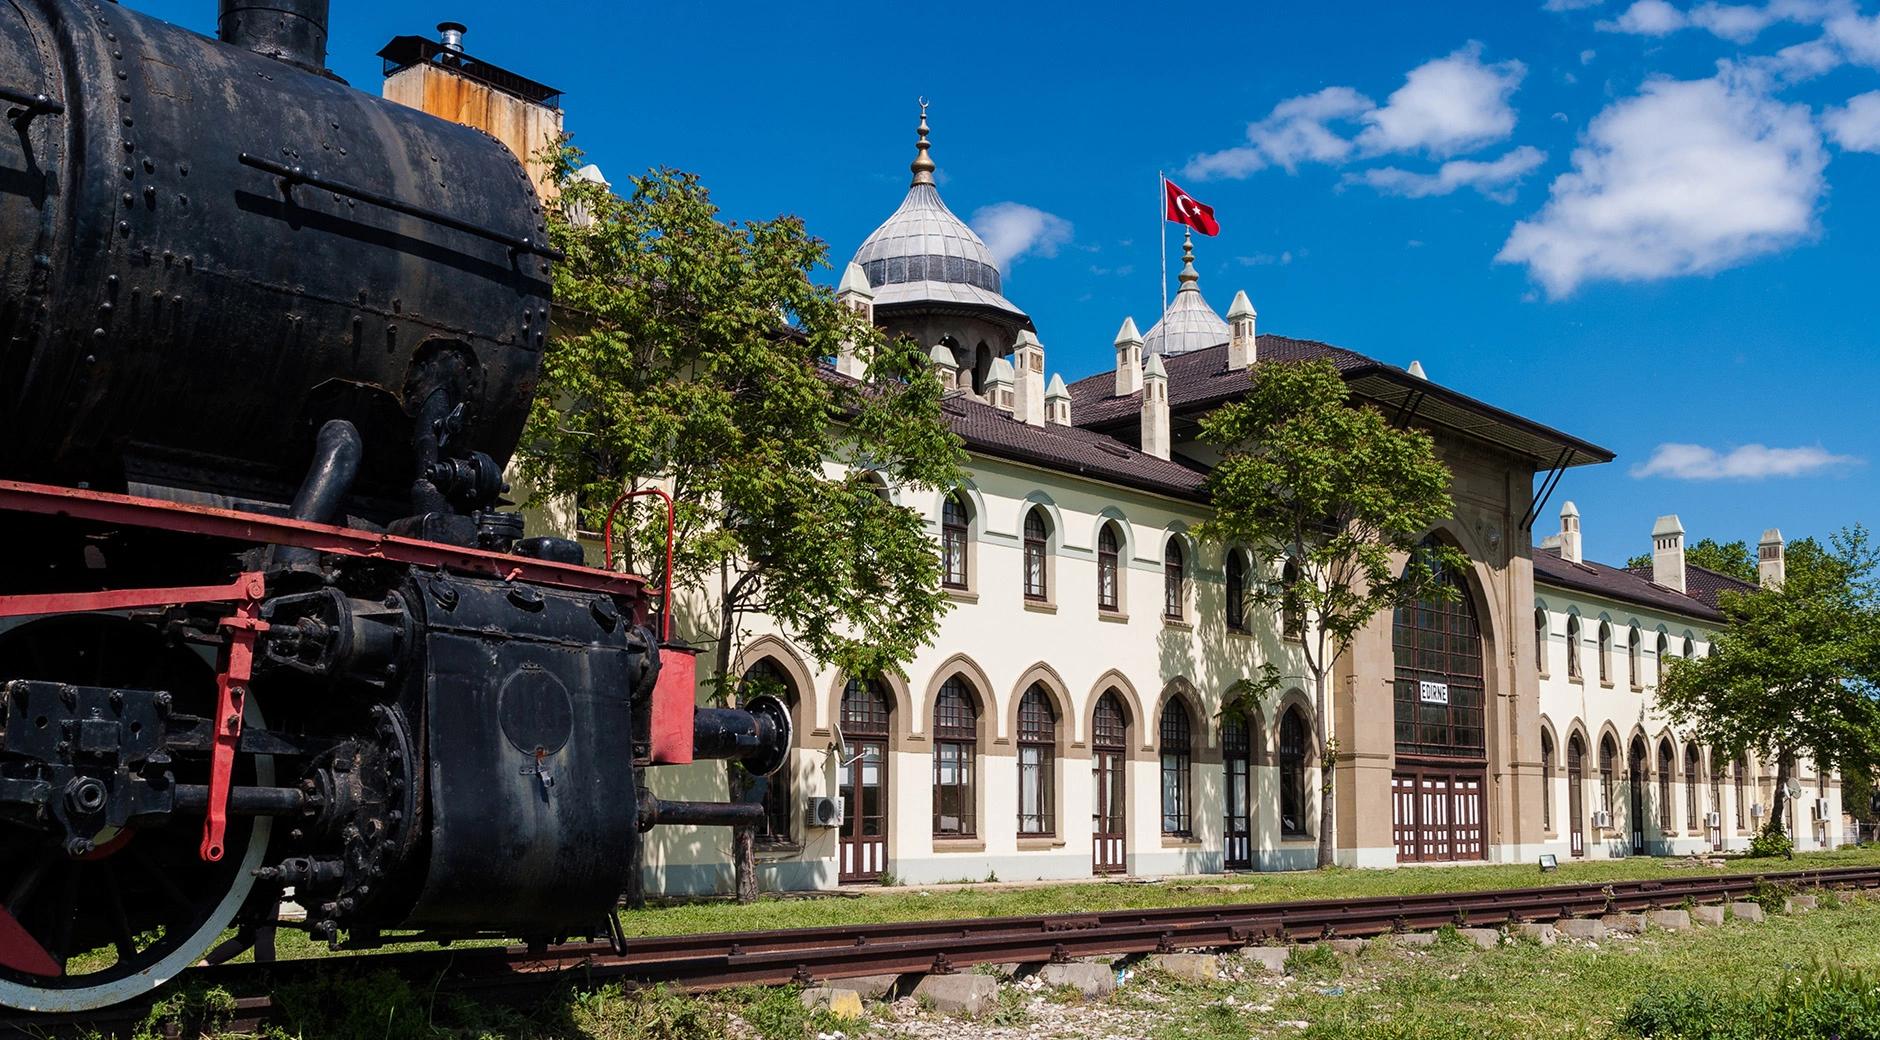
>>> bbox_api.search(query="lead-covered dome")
[850,106,1028,323]
[1143,231,1229,356]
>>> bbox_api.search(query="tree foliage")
[1658,526,1880,835]
[1197,358,1468,867]
[517,144,965,688]
[1626,537,1758,583]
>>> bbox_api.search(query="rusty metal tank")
[0,0,552,514]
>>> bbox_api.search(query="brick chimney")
[1141,353,1170,460]
[1559,500,1582,564]
[1114,317,1143,397]
[1011,330,1046,426]
[1227,290,1256,371]
[1044,374,1071,426]
[1758,528,1786,589]
[1652,514,1686,594]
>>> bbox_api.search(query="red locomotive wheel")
[0,616,274,1013]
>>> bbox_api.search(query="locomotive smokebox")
[218,0,330,71]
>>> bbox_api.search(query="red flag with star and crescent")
[1164,178,1219,236]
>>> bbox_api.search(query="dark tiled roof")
[939,393,1208,500]
[1065,336,1612,467]
[1534,547,1748,622]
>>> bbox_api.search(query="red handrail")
[602,487,675,641]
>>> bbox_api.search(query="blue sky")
[138,0,1878,566]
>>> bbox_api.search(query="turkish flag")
[1164,179,1220,236]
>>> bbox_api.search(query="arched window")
[1658,739,1675,832]
[1163,539,1185,621]
[740,659,798,846]
[1159,699,1193,835]
[1534,608,1548,674]
[1734,754,1748,828]
[1097,523,1121,612]
[1566,615,1582,680]
[1280,707,1309,838]
[1017,685,1056,836]
[1628,626,1641,687]
[1683,636,1695,659]
[932,677,978,837]
[1540,729,1555,830]
[1226,551,1248,632]
[1281,557,1304,638]
[1023,508,1049,601]
[1656,632,1670,682]
[941,493,970,590]
[1685,744,1700,831]
[1599,735,1618,814]
[1710,751,1725,828]
[1598,621,1612,684]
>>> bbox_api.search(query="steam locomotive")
[0,0,788,1012]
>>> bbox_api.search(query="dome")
[1143,232,1229,356]
[850,106,1028,323]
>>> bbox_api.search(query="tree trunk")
[715,588,760,904]
[1767,752,1792,837]
[734,826,757,903]
[1314,668,1335,869]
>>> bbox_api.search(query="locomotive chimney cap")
[437,22,467,52]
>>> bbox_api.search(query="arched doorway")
[1222,712,1253,870]
[1390,557,1488,862]
[1092,690,1129,875]
[1567,734,1587,857]
[839,678,892,883]
[1628,737,1648,855]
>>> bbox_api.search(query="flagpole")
[1158,171,1169,316]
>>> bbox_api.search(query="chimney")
[1652,514,1686,594]
[436,20,466,52]
[1044,374,1071,426]
[1559,500,1582,565]
[833,263,875,378]
[1408,360,1427,380]
[1141,353,1170,460]
[986,356,1016,412]
[1226,290,1257,371]
[1758,528,1786,589]
[1114,317,1143,397]
[219,0,329,71]
[927,343,959,389]
[1011,331,1046,426]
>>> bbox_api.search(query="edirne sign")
[1419,681,1450,705]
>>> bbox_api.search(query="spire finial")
[910,97,936,187]
[1177,230,1199,290]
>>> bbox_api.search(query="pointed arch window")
[1281,556,1304,638]
[1534,608,1548,674]
[1656,632,1670,682]
[1566,615,1582,680]
[1159,699,1193,835]
[941,493,970,590]
[1685,744,1701,830]
[1017,685,1056,836]
[1733,754,1749,829]
[1163,539,1186,621]
[1628,626,1641,687]
[1541,729,1555,830]
[1226,551,1248,632]
[1097,523,1121,612]
[1683,636,1695,660]
[1710,750,1725,828]
[932,677,978,837]
[1597,621,1612,684]
[1280,708,1309,838]
[740,659,798,846]
[1658,740,1676,832]
[1599,735,1618,815]
[1023,508,1049,601]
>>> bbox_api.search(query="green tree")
[518,145,965,900]
[1198,359,1468,868]
[1626,537,1757,583]
[1658,526,1880,838]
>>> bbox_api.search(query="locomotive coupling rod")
[238,152,565,260]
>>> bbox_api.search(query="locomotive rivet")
[98,302,113,314]
[116,70,126,80]
[113,49,122,59]
[123,140,134,152]
[122,116,132,127]
[122,192,133,207]
[106,31,115,40]
[177,194,188,207]
[142,158,154,173]
[120,165,132,178]
[144,186,155,203]
[117,221,129,235]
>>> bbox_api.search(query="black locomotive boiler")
[0,0,787,1012]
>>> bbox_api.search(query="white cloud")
[1599,0,1690,33]
[1350,146,1548,201]
[1630,442,1862,479]
[1693,2,1783,39]
[1356,44,1529,157]
[1496,71,1825,297]
[969,203,1073,268]
[1546,0,1606,10]
[1184,87,1374,179]
[1826,90,1880,149]
[1582,48,1600,63]
[1825,7,1880,65]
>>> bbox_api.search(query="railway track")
[11,864,1880,1037]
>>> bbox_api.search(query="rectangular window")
[1023,541,1047,600]
[1017,745,1054,835]
[1160,752,1191,835]
[942,527,967,589]
[932,741,974,837]
[1098,558,1119,611]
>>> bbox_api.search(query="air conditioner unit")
[805,796,844,828]
[1815,798,1832,821]
[1751,802,1765,818]
[1705,811,1722,828]
[1592,809,1612,828]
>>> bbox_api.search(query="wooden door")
[1092,692,1128,875]
[1223,715,1252,870]
[1628,740,1647,855]
[1568,739,1586,858]
[839,739,887,883]
[1392,766,1487,862]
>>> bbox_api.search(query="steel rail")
[7,865,1879,1035]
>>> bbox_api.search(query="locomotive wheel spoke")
[99,865,137,963]
[129,846,192,911]
[5,851,55,915]
[50,868,79,972]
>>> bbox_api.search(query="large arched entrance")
[838,678,892,883]
[1390,559,1488,862]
